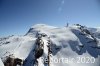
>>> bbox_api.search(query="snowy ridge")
[0,24,100,66]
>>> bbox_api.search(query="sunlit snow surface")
[0,24,100,66]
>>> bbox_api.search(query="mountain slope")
[0,24,100,66]
[0,58,4,66]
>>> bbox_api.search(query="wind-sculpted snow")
[71,28,100,57]
[0,24,100,66]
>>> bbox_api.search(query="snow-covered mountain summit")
[0,24,100,66]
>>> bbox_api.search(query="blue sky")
[0,0,100,36]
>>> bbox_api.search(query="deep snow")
[0,24,100,66]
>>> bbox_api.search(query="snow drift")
[0,24,100,66]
